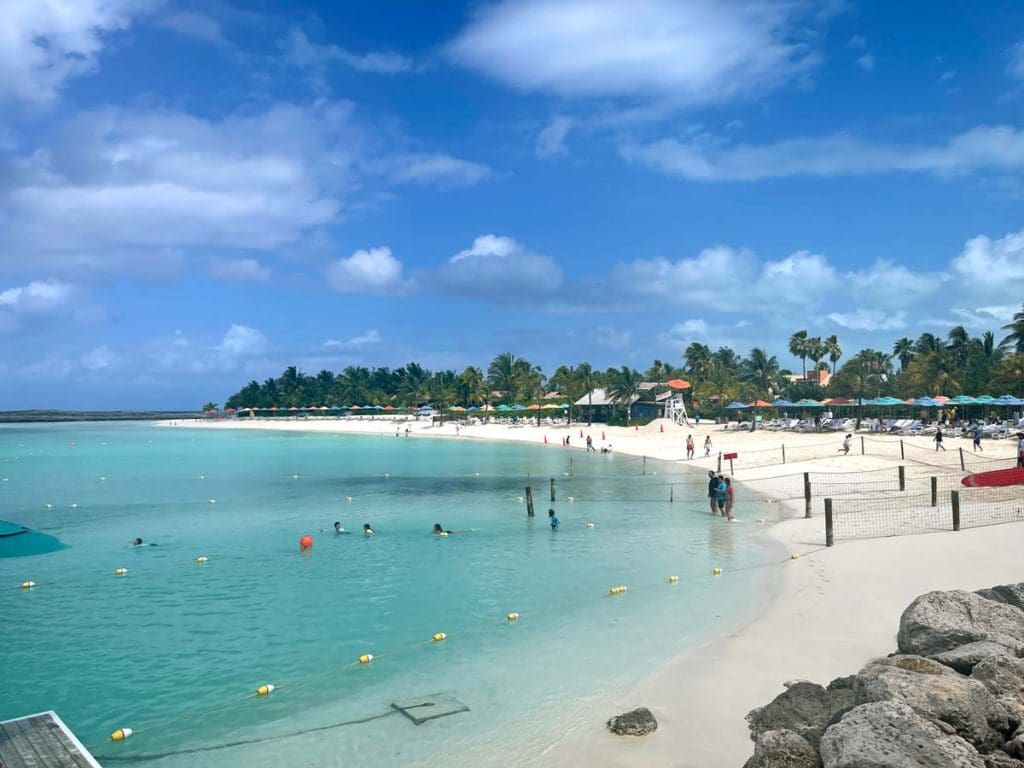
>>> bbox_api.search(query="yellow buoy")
[516,496,523,502]
[507,612,519,621]
[21,581,35,589]
[199,475,205,479]
[790,553,799,560]
[384,473,390,478]
[195,556,208,564]
[45,503,52,508]
[256,684,275,696]
[618,585,627,592]
[433,632,447,642]
[358,653,374,664]
[756,517,765,524]
[586,522,595,528]
[668,576,679,583]
[474,472,480,476]
[99,476,107,481]
[114,568,127,576]
[70,503,78,508]
[110,728,132,741]
[609,586,620,595]
[439,531,449,538]
[567,496,575,502]
[346,496,353,502]
[712,567,723,575]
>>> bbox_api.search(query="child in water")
[548,509,560,529]
[363,523,375,535]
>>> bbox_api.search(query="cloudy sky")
[2,0,1023,409]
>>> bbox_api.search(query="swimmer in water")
[432,523,452,535]
[548,508,560,529]
[132,538,155,547]
[363,523,375,535]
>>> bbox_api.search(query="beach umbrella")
[725,401,748,409]
[449,405,465,411]
[913,397,940,407]
[996,395,1024,406]
[383,405,396,411]
[497,404,511,412]
[467,406,479,412]
[948,395,977,405]
[512,404,527,411]
[794,399,823,408]
[480,404,494,412]
[932,395,950,404]
[666,379,691,391]
[288,406,299,411]
[772,399,796,407]
[527,404,542,410]
[541,402,563,409]
[823,397,853,406]
[877,396,907,406]
[748,400,772,407]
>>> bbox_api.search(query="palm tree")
[684,342,715,381]
[487,353,521,403]
[990,353,1024,396]
[202,402,218,413]
[788,330,809,379]
[805,337,826,382]
[743,347,781,396]
[904,351,961,395]
[606,366,641,423]
[892,337,914,372]
[575,362,597,425]
[825,334,842,374]
[914,332,943,355]
[459,366,489,407]
[1000,302,1024,354]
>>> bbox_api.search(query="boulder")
[1006,725,1024,759]
[931,642,1016,674]
[854,655,1012,751]
[972,656,1024,725]
[820,701,985,768]
[977,584,1024,613]
[606,707,657,736]
[742,729,820,768]
[983,753,1024,768]
[898,590,1024,657]
[827,675,858,691]
[747,681,854,749]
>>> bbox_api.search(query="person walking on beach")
[839,434,852,455]
[703,435,712,457]
[707,471,719,515]
[973,426,983,452]
[686,435,694,460]
[934,428,946,451]
[724,478,735,522]
[586,435,595,452]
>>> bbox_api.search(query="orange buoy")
[299,534,313,550]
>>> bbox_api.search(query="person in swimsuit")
[363,523,375,534]
[724,477,735,522]
[548,509,560,529]
[707,471,719,515]
[686,435,694,460]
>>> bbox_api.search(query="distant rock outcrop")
[606,707,657,736]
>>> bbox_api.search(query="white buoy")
[69,503,78,508]
[199,475,205,479]
[45,503,52,508]
[208,499,217,504]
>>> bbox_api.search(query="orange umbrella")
[528,404,541,410]
[748,400,772,407]
[666,378,691,389]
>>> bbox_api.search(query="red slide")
[962,467,1024,488]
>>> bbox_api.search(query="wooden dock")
[0,711,102,768]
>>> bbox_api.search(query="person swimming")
[432,523,453,534]
[131,538,156,547]
[363,523,375,535]
[548,508,559,529]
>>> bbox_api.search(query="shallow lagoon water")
[0,422,778,766]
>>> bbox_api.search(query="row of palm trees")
[221,303,1024,415]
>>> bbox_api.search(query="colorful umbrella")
[666,378,691,389]
[725,401,748,409]
[794,399,823,408]
[748,400,772,407]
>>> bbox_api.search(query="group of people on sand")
[706,471,735,521]
[684,435,712,460]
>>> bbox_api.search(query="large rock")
[747,681,855,749]
[1006,725,1024,759]
[931,641,1017,674]
[977,584,1024,613]
[606,707,657,736]
[743,729,820,768]
[854,655,1012,751]
[983,753,1024,767]
[972,655,1024,725]
[820,701,985,768]
[898,590,1024,657]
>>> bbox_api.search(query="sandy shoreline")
[159,417,1024,766]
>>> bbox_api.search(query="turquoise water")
[0,423,778,767]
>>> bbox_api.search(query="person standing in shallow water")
[707,471,719,515]
[724,478,735,522]
[548,508,559,529]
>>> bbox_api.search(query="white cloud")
[446,0,822,105]
[324,329,382,348]
[848,35,866,49]
[282,27,412,75]
[209,258,271,283]
[620,125,1024,181]
[593,326,633,350]
[0,0,152,106]
[327,247,411,294]
[1008,40,1024,80]
[434,234,563,298]
[857,53,875,72]
[827,309,907,331]
[382,153,491,188]
[950,229,1024,300]
[848,260,946,308]
[939,70,956,84]
[658,319,710,346]
[0,279,74,314]
[81,344,118,372]
[157,11,224,45]
[217,324,268,357]
[609,246,758,306]
[757,250,838,304]
[536,117,574,158]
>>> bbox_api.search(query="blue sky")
[2,0,1023,409]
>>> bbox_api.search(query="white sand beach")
[161,416,1024,766]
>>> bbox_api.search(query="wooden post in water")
[951,490,961,531]
[860,436,865,455]
[824,498,834,547]
[550,477,556,502]
[642,456,647,476]
[717,452,722,473]
[670,484,674,503]
[569,458,574,477]
[803,472,812,518]
[959,447,965,472]
[930,476,938,507]
[525,486,534,517]
[898,465,906,491]
[900,439,905,460]
[781,444,786,464]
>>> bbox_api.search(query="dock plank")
[0,721,32,768]
[0,712,102,768]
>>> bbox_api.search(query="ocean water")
[0,422,779,767]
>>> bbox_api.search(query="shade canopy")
[823,397,853,405]
[725,401,748,409]
[913,397,941,407]
[794,399,823,408]
[512,404,528,411]
[666,378,691,390]
[948,395,978,404]
[772,399,797,407]
[749,400,772,407]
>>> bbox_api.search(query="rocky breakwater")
[743,581,1024,767]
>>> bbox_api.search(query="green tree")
[825,334,842,374]
[788,330,809,379]
[202,402,218,413]
[574,362,597,425]
[606,366,641,422]
[805,336,825,378]
[487,353,522,403]
[742,347,781,396]
[904,350,961,395]
[684,342,715,381]
[892,337,914,372]
[1000,302,1024,354]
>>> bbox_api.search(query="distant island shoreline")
[0,410,198,424]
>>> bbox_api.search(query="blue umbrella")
[913,397,940,407]
[725,401,749,409]
[467,406,479,412]
[996,395,1024,406]
[794,398,824,408]
[497,404,512,412]
[512,404,528,411]
[772,399,796,407]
